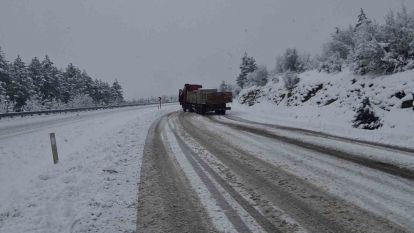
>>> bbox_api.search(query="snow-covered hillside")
[236,68,414,148]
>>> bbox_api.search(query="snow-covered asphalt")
[137,111,414,233]
[0,104,178,233]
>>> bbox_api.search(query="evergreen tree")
[111,79,124,103]
[90,79,112,105]
[0,47,7,74]
[381,6,414,72]
[81,70,94,97]
[356,8,369,29]
[0,47,9,109]
[8,56,34,111]
[62,63,83,102]
[353,98,382,130]
[28,57,43,99]
[41,55,61,102]
[236,52,257,88]
[350,10,385,75]
[0,47,126,112]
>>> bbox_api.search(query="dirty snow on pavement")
[196,115,414,230]
[215,115,414,170]
[0,104,178,233]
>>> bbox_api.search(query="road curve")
[136,111,414,232]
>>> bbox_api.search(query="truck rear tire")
[200,105,206,115]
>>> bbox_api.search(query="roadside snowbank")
[234,69,414,148]
[0,104,178,233]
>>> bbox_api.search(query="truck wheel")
[200,105,206,115]
[221,109,226,115]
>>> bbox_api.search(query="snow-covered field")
[235,68,414,149]
[0,104,178,233]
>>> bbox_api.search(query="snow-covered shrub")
[22,95,44,111]
[276,48,306,73]
[239,88,262,106]
[246,65,268,87]
[282,71,300,90]
[319,52,343,73]
[352,97,383,130]
[302,84,324,103]
[66,94,95,108]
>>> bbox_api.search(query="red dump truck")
[179,84,232,115]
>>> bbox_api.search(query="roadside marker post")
[49,133,59,164]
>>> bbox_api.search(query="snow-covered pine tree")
[356,8,369,29]
[8,56,34,111]
[381,6,414,73]
[80,70,94,98]
[350,9,385,75]
[89,79,111,105]
[62,63,83,102]
[41,55,61,103]
[28,57,43,102]
[111,79,124,104]
[353,97,382,130]
[236,52,257,88]
[0,47,9,112]
[0,47,7,75]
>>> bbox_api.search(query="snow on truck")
[179,84,232,115]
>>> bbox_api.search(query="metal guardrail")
[0,102,173,119]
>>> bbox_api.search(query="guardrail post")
[49,133,59,164]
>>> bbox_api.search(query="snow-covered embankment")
[235,69,414,148]
[0,104,178,232]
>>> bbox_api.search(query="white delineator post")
[49,133,59,164]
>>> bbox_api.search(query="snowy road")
[137,111,414,233]
[1,106,413,232]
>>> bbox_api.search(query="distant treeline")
[230,6,414,91]
[0,49,124,113]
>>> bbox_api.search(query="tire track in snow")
[224,115,414,154]
[136,114,213,233]
[210,115,414,181]
[180,112,407,233]
[166,117,278,233]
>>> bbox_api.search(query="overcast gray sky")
[0,0,413,99]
